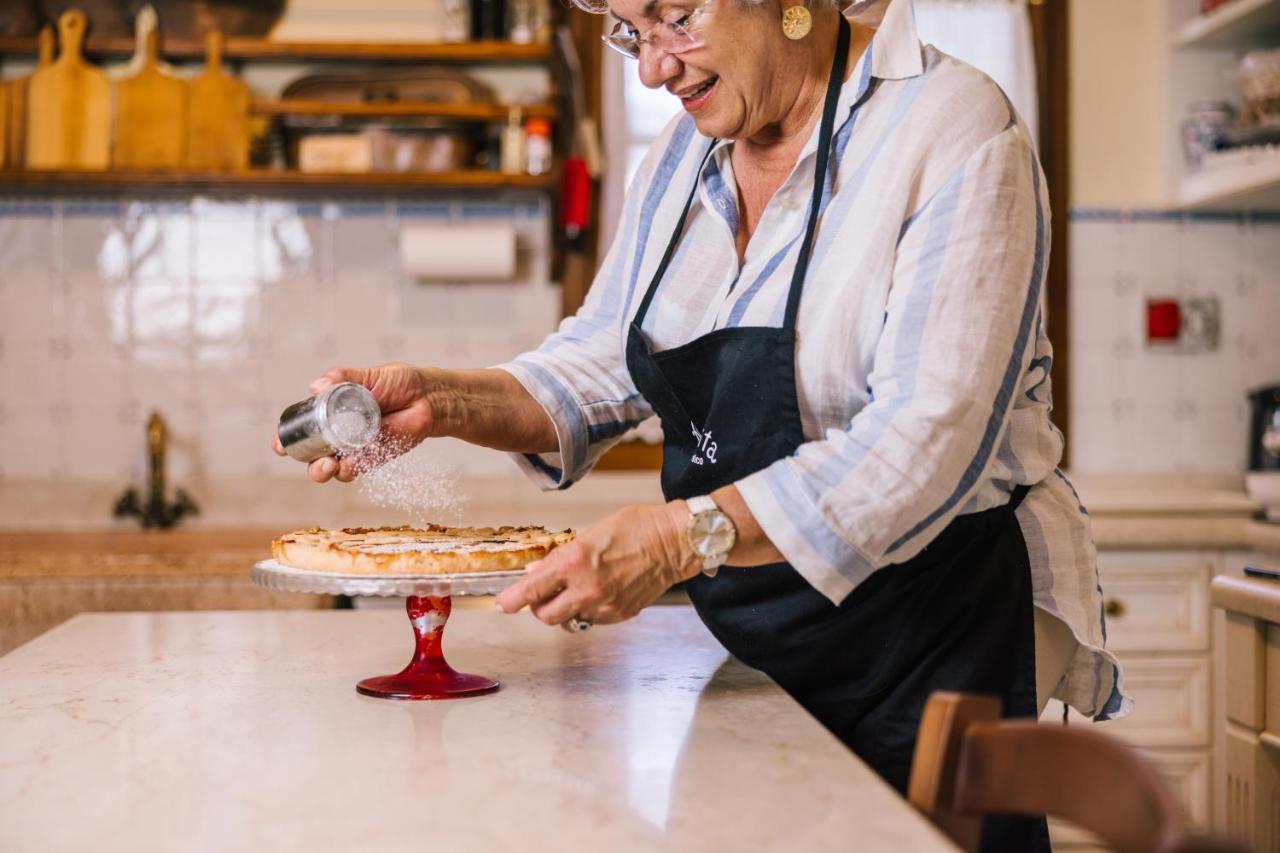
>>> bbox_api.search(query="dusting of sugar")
[351,433,466,526]
[358,541,529,554]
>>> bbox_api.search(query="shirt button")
[717,198,730,210]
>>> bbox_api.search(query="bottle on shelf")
[470,0,506,40]
[524,117,551,176]
[507,0,550,43]
[441,0,471,42]
[500,107,526,175]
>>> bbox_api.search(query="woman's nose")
[637,43,682,89]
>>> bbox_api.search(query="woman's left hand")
[495,503,699,628]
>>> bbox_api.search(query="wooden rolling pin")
[26,12,110,170]
[113,12,187,168]
[186,31,249,171]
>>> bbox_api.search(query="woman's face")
[609,0,792,141]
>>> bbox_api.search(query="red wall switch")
[1146,299,1182,342]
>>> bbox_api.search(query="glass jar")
[1180,100,1233,169]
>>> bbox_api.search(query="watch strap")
[686,494,716,515]
[686,494,731,578]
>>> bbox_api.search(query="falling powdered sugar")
[350,433,466,526]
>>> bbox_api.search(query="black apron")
[624,18,1050,852]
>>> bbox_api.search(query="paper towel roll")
[399,222,518,282]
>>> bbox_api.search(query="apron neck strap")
[783,13,851,331]
[632,14,853,333]
[632,140,718,328]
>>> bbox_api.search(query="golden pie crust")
[272,525,575,576]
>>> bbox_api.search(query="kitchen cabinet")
[1212,568,1280,852]
[1171,0,1280,209]
[1038,476,1280,851]
[1044,547,1236,849]
[1049,550,1223,842]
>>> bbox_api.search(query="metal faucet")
[113,411,199,529]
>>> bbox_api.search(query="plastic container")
[524,117,552,175]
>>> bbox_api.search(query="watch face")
[690,511,735,558]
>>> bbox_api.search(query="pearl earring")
[781,4,812,39]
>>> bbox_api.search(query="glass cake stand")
[252,559,524,700]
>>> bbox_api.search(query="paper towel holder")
[400,221,522,283]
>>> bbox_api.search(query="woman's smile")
[675,75,719,111]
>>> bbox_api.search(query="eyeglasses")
[601,0,714,60]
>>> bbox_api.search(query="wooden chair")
[906,692,1247,853]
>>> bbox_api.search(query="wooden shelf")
[1179,152,1280,209]
[0,169,558,193]
[0,36,551,64]
[1173,0,1280,49]
[253,99,558,120]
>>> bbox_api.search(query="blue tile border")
[395,202,452,218]
[1070,207,1280,224]
[0,193,548,220]
[0,201,55,216]
[63,200,122,218]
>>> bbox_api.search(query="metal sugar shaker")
[278,382,381,463]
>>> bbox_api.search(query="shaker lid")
[322,382,381,452]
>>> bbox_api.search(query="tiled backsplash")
[1068,210,1280,473]
[2,198,1278,528]
[0,193,594,528]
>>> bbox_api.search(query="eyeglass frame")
[601,0,716,60]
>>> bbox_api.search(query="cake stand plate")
[252,559,525,701]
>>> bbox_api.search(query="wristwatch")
[685,495,737,577]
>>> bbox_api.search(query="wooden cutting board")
[112,20,187,168]
[8,27,56,169]
[25,12,110,171]
[0,74,7,169]
[186,31,249,171]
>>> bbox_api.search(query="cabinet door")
[1099,655,1211,747]
[1225,722,1280,852]
[1045,748,1212,844]
[1096,551,1214,653]
[1147,748,1212,829]
[1039,655,1213,747]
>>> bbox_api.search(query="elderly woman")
[283,0,1127,846]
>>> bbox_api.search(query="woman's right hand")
[272,362,441,483]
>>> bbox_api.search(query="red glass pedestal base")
[356,595,499,700]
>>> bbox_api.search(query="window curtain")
[912,0,1039,145]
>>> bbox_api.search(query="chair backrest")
[906,692,1244,853]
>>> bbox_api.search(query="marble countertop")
[0,608,955,853]
[1060,472,1280,554]
[1068,472,1259,516]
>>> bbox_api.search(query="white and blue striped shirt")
[500,0,1128,719]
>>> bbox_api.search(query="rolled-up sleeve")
[735,125,1049,604]
[495,142,667,490]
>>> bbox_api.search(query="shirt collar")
[848,0,924,82]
